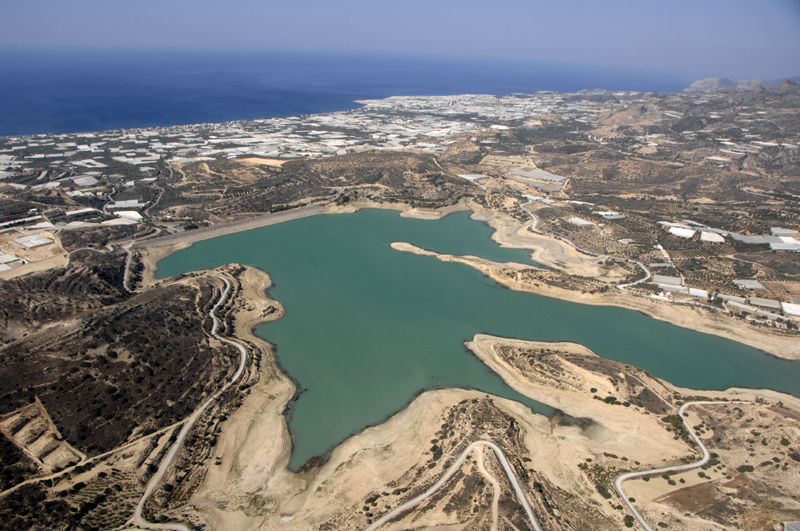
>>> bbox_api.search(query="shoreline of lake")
[390,241,800,361]
[140,201,800,362]
[151,207,800,469]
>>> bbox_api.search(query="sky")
[2,0,800,79]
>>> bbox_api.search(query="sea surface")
[155,210,800,471]
[0,51,692,136]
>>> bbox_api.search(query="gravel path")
[132,275,249,531]
[615,400,754,531]
[363,440,541,531]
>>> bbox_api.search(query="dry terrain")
[1,84,799,529]
[132,328,800,531]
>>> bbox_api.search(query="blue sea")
[0,51,692,136]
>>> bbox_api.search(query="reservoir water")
[156,209,800,470]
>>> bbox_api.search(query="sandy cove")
[128,203,800,524]
[467,207,800,359]
[390,241,800,361]
[178,265,526,530]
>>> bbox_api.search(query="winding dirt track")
[614,400,754,531]
[363,440,542,531]
[132,275,248,531]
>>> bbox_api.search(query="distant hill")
[685,77,764,93]
[769,78,800,93]
[684,76,800,93]
[766,77,800,88]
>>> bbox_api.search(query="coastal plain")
[0,83,800,530]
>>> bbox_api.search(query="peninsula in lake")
[2,84,800,531]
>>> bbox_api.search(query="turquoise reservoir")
[156,209,800,470]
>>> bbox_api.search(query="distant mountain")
[685,77,800,93]
[684,77,765,93]
[769,78,800,93]
[765,77,800,88]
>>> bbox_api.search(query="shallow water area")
[156,209,800,471]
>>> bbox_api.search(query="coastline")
[134,198,471,253]
[6,76,800,531]
[390,241,800,361]
[184,304,800,530]
[136,200,800,361]
[127,259,800,530]
[464,334,800,530]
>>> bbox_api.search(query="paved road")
[617,259,651,290]
[0,272,246,528]
[363,440,541,531]
[520,202,733,315]
[615,400,753,531]
[132,275,249,531]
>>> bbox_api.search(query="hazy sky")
[3,0,800,79]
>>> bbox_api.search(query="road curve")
[519,202,734,316]
[363,440,541,531]
[475,447,500,531]
[520,201,653,285]
[616,259,651,290]
[520,202,604,262]
[615,400,753,531]
[132,275,248,531]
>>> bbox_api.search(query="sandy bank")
[326,197,472,220]
[467,334,797,416]
[181,255,800,531]
[136,196,797,359]
[135,200,470,277]
[469,207,611,278]
[467,334,689,462]
[391,241,800,360]
[466,334,800,530]
[136,241,193,287]
[184,265,297,529]
[190,319,800,530]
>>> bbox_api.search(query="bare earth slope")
[2,86,800,529]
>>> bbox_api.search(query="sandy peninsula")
[157,272,800,531]
[136,198,799,360]
[390,241,800,360]
[125,201,800,527]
